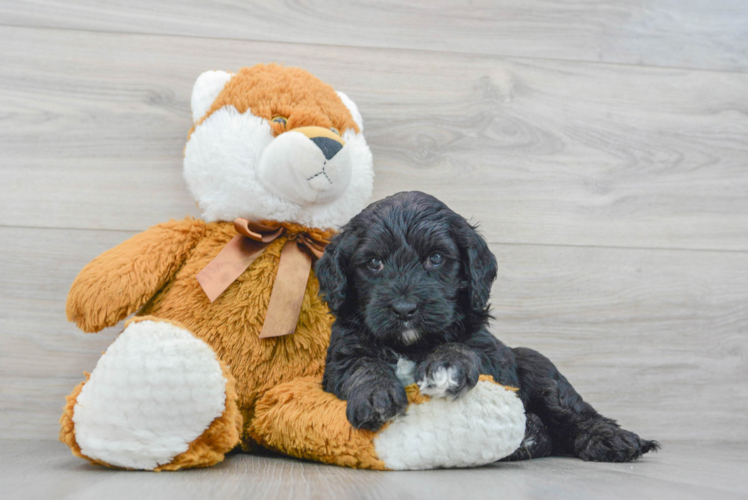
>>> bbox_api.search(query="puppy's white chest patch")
[395,356,417,387]
[401,328,420,345]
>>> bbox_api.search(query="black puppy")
[316,191,658,462]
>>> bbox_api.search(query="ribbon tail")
[259,240,312,339]
[197,235,268,303]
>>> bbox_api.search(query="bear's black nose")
[310,136,343,160]
[392,300,418,321]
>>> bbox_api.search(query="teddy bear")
[59,64,526,471]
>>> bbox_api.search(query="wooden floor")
[1,1,747,498]
[1,440,747,500]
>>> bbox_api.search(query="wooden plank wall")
[0,1,746,442]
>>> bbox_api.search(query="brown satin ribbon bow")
[196,218,328,339]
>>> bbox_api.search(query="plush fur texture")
[62,65,376,470]
[249,376,386,470]
[191,70,233,123]
[66,220,335,453]
[250,375,525,470]
[60,316,243,471]
[317,191,660,462]
[374,376,525,470]
[197,65,360,134]
[62,65,381,471]
[184,64,374,228]
[71,317,229,469]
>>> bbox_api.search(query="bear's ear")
[336,91,364,132]
[191,70,233,123]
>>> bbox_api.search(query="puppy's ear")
[456,219,498,315]
[315,227,357,313]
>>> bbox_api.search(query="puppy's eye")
[426,253,444,268]
[330,127,340,136]
[272,116,288,128]
[367,258,384,272]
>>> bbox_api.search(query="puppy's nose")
[392,300,418,321]
[292,126,345,160]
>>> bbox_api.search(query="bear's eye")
[426,253,443,268]
[272,116,288,128]
[330,127,340,136]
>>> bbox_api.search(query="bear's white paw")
[374,380,526,470]
[72,319,227,470]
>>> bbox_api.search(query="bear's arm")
[66,218,206,333]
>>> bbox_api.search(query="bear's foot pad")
[374,379,526,470]
[71,319,228,470]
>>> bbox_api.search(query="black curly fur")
[317,191,659,461]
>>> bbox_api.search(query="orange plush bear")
[60,65,526,471]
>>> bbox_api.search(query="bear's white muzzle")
[257,126,352,206]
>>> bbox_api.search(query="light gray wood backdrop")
[0,1,746,443]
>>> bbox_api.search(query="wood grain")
[491,243,748,441]
[1,227,746,441]
[0,228,133,438]
[0,1,746,72]
[1,440,747,500]
[1,26,747,251]
[1,3,747,481]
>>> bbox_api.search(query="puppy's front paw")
[416,347,480,399]
[346,383,408,432]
